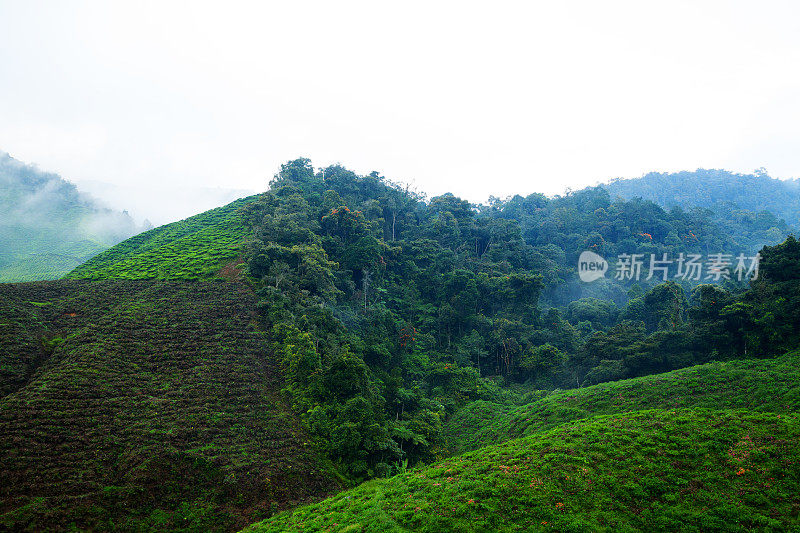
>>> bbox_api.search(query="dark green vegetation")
[0,280,342,532]
[66,195,259,281]
[604,168,800,228]
[493,179,792,306]
[245,409,800,532]
[5,158,800,531]
[0,151,141,282]
[220,160,800,481]
[444,354,800,455]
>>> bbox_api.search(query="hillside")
[66,195,259,280]
[602,169,800,230]
[0,279,342,532]
[0,151,141,282]
[443,355,800,455]
[62,159,800,481]
[244,409,800,532]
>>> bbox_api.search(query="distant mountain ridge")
[602,168,800,227]
[0,151,143,281]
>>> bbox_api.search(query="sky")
[1,0,800,223]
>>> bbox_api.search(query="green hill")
[243,409,800,532]
[65,195,259,280]
[0,151,141,282]
[602,168,799,231]
[444,355,800,456]
[0,279,342,532]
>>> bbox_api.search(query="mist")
[0,151,142,278]
[74,180,256,227]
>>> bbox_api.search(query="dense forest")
[604,168,800,227]
[239,159,800,480]
[0,151,143,282]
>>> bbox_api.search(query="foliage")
[483,184,790,307]
[244,409,800,532]
[444,354,800,455]
[241,161,550,478]
[604,168,800,228]
[237,159,800,480]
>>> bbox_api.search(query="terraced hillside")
[244,409,800,532]
[0,280,342,532]
[66,195,259,280]
[0,244,98,283]
[444,356,800,455]
[0,150,141,282]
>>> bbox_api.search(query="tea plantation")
[444,355,800,455]
[0,279,342,532]
[244,409,800,532]
[66,195,259,281]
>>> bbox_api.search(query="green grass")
[243,409,800,532]
[65,195,259,280]
[0,279,342,532]
[443,355,800,456]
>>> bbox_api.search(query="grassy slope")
[0,151,140,283]
[0,280,342,532]
[0,241,102,282]
[244,409,800,532]
[65,195,259,280]
[444,356,800,456]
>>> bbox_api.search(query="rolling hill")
[0,151,142,282]
[244,409,800,532]
[443,355,800,456]
[65,195,260,281]
[238,351,800,531]
[0,279,342,532]
[602,169,800,230]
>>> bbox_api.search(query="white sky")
[2,0,800,213]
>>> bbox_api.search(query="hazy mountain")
[0,151,142,281]
[603,168,800,226]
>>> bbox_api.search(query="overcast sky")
[2,0,800,217]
